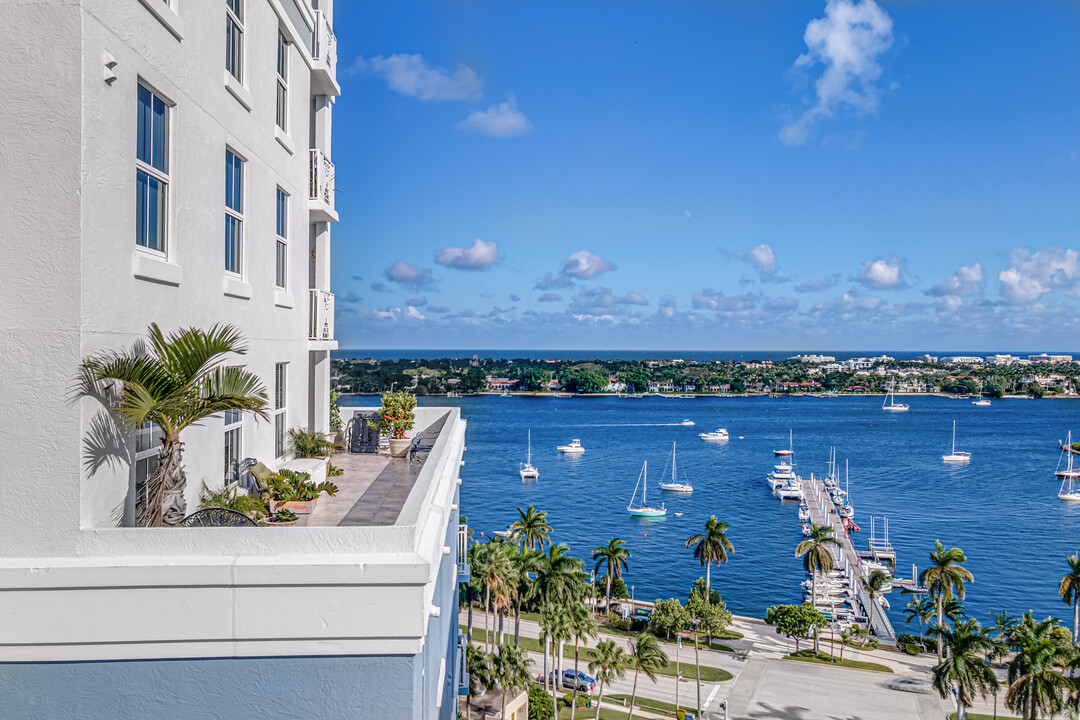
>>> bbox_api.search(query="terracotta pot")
[269,498,317,515]
[262,519,298,527]
[388,437,411,458]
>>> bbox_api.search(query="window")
[134,421,164,520]
[225,149,244,274]
[225,0,244,81]
[275,32,288,132]
[224,408,243,486]
[274,363,287,457]
[136,84,169,253]
[275,188,288,289]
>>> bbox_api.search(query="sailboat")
[972,382,992,407]
[627,461,666,517]
[519,430,539,480]
[882,381,910,412]
[658,442,693,494]
[774,430,794,456]
[942,421,971,464]
[1059,432,1080,501]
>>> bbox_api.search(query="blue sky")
[330,1,1080,351]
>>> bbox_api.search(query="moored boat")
[557,439,585,454]
[699,428,729,441]
[628,461,666,517]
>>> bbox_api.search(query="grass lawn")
[464,627,733,682]
[556,707,650,720]
[783,649,893,673]
[606,693,692,716]
[948,715,1020,720]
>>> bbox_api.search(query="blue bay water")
[342,393,1080,631]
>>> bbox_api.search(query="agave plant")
[76,323,268,526]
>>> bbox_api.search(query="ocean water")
[334,349,1075,362]
[341,393,1080,631]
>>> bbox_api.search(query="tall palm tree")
[988,610,1019,660]
[795,523,840,653]
[492,642,533,720]
[465,542,487,642]
[592,538,631,613]
[920,540,974,662]
[464,642,492,720]
[568,600,599,720]
[77,323,269,526]
[930,618,1000,720]
[625,633,669,720]
[483,541,516,653]
[942,596,967,625]
[538,543,587,605]
[905,595,935,638]
[508,505,552,551]
[511,546,545,645]
[589,639,629,720]
[1059,554,1080,644]
[684,516,734,598]
[1006,613,1073,720]
[540,601,573,707]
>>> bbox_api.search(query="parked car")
[548,669,595,692]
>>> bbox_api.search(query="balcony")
[311,10,340,97]
[457,523,470,584]
[308,148,337,223]
[309,288,336,350]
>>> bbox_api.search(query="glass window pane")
[275,414,285,457]
[276,240,287,288]
[152,96,167,172]
[225,152,234,209]
[136,171,148,248]
[224,215,241,273]
[137,86,152,165]
[146,176,160,251]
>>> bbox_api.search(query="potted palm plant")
[370,390,416,458]
[266,469,337,515]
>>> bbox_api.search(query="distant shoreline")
[341,391,1079,400]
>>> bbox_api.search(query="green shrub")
[527,683,554,720]
[896,634,921,655]
[270,508,298,523]
[267,469,337,503]
[369,391,416,439]
[606,613,632,632]
[327,463,344,477]
[200,483,268,518]
[288,428,335,458]
[559,692,590,709]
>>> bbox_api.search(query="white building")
[1,2,464,718]
[987,354,1021,366]
[1028,353,1074,364]
[789,354,836,363]
[941,356,985,365]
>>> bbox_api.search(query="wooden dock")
[800,476,897,643]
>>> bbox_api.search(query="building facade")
[0,2,464,718]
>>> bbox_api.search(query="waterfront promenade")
[461,609,994,719]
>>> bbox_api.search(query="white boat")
[774,429,794,456]
[801,523,812,536]
[798,504,811,522]
[699,428,729,441]
[519,430,539,480]
[882,381,909,412]
[973,382,991,406]
[658,442,693,494]
[1059,431,1080,501]
[942,420,971,464]
[557,439,585,454]
[680,419,695,426]
[627,461,666,517]
[778,480,804,501]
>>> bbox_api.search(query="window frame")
[275,187,288,290]
[135,83,171,257]
[133,421,164,521]
[224,408,243,487]
[275,31,289,133]
[224,148,245,276]
[274,363,287,458]
[225,0,244,83]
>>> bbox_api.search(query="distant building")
[987,354,1021,366]
[916,354,938,363]
[485,377,518,390]
[1028,353,1073,364]
[941,356,985,365]
[790,354,836,363]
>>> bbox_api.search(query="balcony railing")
[457,523,470,583]
[311,10,339,96]
[309,289,335,342]
[457,634,469,696]
[308,148,336,222]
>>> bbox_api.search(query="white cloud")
[855,257,907,290]
[691,290,760,313]
[406,306,426,320]
[352,54,481,101]
[457,97,533,138]
[435,238,500,271]
[998,246,1080,303]
[561,250,617,280]
[732,244,782,281]
[794,275,841,293]
[617,291,649,306]
[384,261,435,290]
[535,272,575,291]
[927,263,984,297]
[936,295,964,312]
[780,0,894,146]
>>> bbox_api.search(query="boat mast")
[643,461,647,506]
[951,421,956,455]
[527,430,532,465]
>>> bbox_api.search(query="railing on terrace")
[456,633,469,696]
[309,148,335,207]
[312,10,336,69]
[309,289,334,342]
[457,523,470,583]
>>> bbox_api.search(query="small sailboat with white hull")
[658,442,693,494]
[519,430,539,480]
[882,381,909,412]
[942,421,971,464]
[628,462,666,517]
[1059,432,1080,502]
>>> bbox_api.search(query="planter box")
[261,519,298,527]
[269,498,317,515]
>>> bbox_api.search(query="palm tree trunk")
[627,669,639,720]
[606,573,613,614]
[570,637,580,720]
[160,440,187,526]
[1073,596,1078,644]
[468,594,475,641]
[485,586,491,654]
[514,600,521,645]
[594,681,604,720]
[497,610,504,645]
[936,598,944,662]
[812,571,820,654]
[543,636,550,692]
[705,563,711,598]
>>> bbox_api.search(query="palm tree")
[589,639,629,720]
[988,610,1019,660]
[538,543,587,605]
[465,542,486,642]
[511,546,545,645]
[568,601,599,720]
[942,596,967,625]
[795,523,841,653]
[905,596,935,638]
[540,601,573,707]
[508,505,552,551]
[1059,554,1080,643]
[76,323,269,526]
[684,516,734,598]
[592,538,631,613]
[464,642,492,720]
[1006,613,1073,720]
[625,633,669,720]
[929,618,1000,720]
[483,541,516,653]
[920,540,974,662]
[492,642,533,720]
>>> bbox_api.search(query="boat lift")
[866,516,896,565]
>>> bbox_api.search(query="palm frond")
[149,323,247,385]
